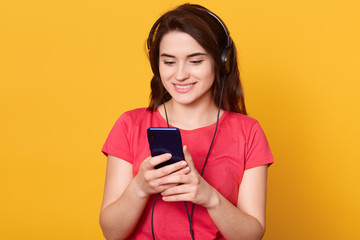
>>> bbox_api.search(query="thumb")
[183,145,195,168]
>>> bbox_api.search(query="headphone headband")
[147,7,232,74]
[147,17,162,51]
[198,9,231,49]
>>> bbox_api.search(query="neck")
[159,99,223,130]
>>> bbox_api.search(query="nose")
[175,63,190,81]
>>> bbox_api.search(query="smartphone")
[147,127,185,169]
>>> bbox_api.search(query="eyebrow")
[160,52,208,58]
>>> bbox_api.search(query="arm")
[207,165,268,240]
[99,155,147,240]
[161,146,269,240]
[99,154,190,240]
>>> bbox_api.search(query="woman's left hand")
[160,145,219,209]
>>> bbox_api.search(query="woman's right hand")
[133,154,190,198]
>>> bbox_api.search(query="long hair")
[147,3,247,114]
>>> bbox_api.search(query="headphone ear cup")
[221,47,231,74]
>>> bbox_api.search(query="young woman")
[100,4,273,240]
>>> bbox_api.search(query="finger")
[161,183,190,197]
[162,192,194,202]
[156,183,178,192]
[159,168,191,185]
[168,165,191,176]
[152,160,189,179]
[148,153,172,169]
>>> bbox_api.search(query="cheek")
[159,72,172,91]
[197,65,215,84]
[159,65,171,81]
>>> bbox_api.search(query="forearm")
[100,179,149,240]
[207,190,265,240]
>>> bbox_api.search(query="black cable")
[163,98,170,128]
[151,99,170,240]
[188,76,226,228]
[151,78,225,239]
[162,101,195,239]
[151,193,160,240]
[184,202,195,240]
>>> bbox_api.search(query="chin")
[172,95,206,106]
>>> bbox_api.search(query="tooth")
[176,84,192,89]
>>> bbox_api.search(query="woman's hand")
[133,153,191,198]
[160,146,219,209]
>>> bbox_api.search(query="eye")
[164,61,175,65]
[190,60,204,65]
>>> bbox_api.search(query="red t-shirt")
[102,108,274,239]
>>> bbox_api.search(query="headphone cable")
[188,76,226,230]
[151,77,225,239]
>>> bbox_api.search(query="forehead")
[159,31,207,55]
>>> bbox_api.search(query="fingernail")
[180,161,187,167]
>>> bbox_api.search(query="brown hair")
[147,3,247,114]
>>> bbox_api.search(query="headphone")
[146,8,233,75]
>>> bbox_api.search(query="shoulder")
[117,107,153,125]
[121,107,151,117]
[221,112,266,141]
[224,112,260,129]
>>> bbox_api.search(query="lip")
[172,83,196,93]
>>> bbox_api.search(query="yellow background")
[1,0,359,239]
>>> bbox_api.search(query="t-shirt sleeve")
[102,114,133,164]
[245,121,274,170]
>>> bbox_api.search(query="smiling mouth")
[174,83,195,89]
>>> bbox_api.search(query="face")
[158,31,215,107]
